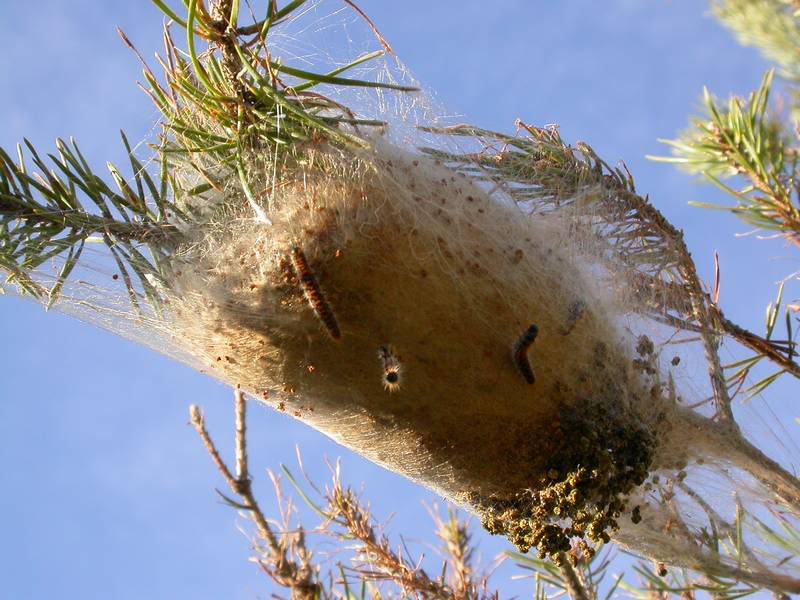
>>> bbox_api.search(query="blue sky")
[1,1,796,598]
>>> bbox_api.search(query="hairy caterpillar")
[512,324,539,384]
[378,345,402,392]
[290,246,341,340]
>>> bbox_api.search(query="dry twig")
[189,390,320,599]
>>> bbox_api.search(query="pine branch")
[145,0,416,169]
[0,134,177,307]
[651,70,800,394]
[2,0,419,311]
[651,71,800,247]
[278,464,505,599]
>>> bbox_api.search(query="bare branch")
[234,387,248,482]
[189,403,239,492]
[189,391,320,599]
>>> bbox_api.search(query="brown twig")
[557,554,591,600]
[234,387,248,481]
[189,403,239,491]
[603,151,800,401]
[325,477,455,599]
[190,391,503,598]
[189,390,319,599]
[189,399,275,548]
[340,0,393,54]
[719,315,800,379]
[208,0,251,104]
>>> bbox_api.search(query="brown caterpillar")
[290,246,341,340]
[378,345,402,392]
[512,324,539,384]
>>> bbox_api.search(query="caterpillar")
[512,324,539,384]
[378,345,402,392]
[290,246,341,340]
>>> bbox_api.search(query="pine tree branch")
[146,0,415,168]
[652,71,800,246]
[3,0,420,310]
[0,135,177,306]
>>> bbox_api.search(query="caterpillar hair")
[512,324,539,384]
[378,345,402,392]
[290,246,342,340]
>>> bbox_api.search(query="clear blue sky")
[1,1,795,598]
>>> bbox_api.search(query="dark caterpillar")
[378,345,402,392]
[290,246,341,340]
[512,324,539,384]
